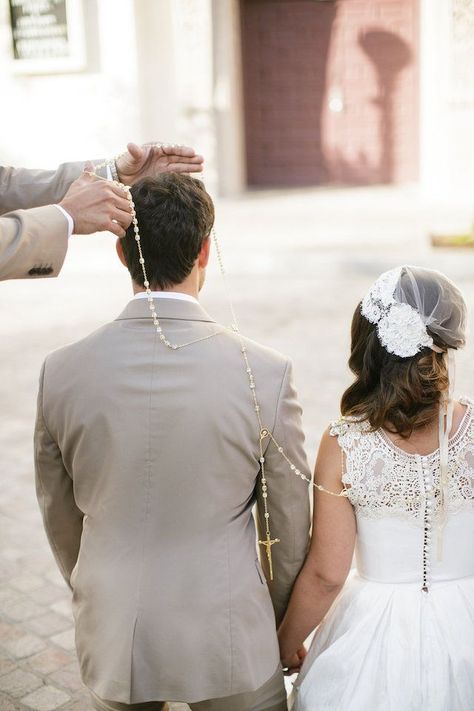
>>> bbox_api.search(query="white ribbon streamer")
[437,349,456,560]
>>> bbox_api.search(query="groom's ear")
[198,236,211,269]
[116,238,128,268]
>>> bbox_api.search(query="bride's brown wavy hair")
[341,307,449,438]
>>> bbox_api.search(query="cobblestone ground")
[0,186,473,710]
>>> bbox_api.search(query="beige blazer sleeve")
[0,160,107,280]
[0,162,84,214]
[34,362,84,588]
[0,205,69,280]
[256,359,311,625]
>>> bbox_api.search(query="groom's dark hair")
[122,173,215,289]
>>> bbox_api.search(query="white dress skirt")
[291,404,474,711]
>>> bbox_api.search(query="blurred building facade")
[0,0,473,204]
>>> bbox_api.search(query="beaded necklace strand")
[89,145,348,580]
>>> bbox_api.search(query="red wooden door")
[240,0,419,187]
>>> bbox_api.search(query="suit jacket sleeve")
[0,160,107,281]
[0,205,69,281]
[256,359,311,625]
[35,361,84,588]
[0,162,84,214]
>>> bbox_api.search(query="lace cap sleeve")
[329,418,351,439]
[329,417,366,452]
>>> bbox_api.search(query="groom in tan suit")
[34,174,311,710]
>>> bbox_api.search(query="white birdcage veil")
[361,265,467,357]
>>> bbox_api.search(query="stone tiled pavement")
[1,186,473,710]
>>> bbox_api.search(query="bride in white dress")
[278,266,474,711]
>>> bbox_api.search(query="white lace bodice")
[330,398,474,591]
[330,397,474,525]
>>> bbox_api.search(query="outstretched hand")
[116,142,204,186]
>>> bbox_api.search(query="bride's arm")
[277,428,356,667]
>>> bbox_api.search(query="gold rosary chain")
[263,430,349,499]
[209,226,282,575]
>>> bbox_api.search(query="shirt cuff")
[53,204,74,238]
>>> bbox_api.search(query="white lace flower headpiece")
[361,266,439,358]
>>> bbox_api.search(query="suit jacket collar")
[116,296,216,323]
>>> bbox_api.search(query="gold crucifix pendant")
[258,532,280,581]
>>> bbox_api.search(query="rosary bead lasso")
[88,145,346,581]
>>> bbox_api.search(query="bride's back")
[331,398,474,588]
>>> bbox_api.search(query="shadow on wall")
[361,29,413,184]
[328,29,413,186]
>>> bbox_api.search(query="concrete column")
[419,0,451,199]
[133,0,179,143]
[419,0,474,206]
[212,0,246,196]
[170,0,217,193]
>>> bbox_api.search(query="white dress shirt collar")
[133,291,199,305]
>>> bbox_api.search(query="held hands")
[116,142,204,186]
[59,165,132,237]
[281,646,307,676]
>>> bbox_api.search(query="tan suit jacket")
[35,297,311,704]
[0,162,92,280]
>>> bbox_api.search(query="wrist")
[278,629,296,662]
[57,197,76,223]
[54,204,74,237]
